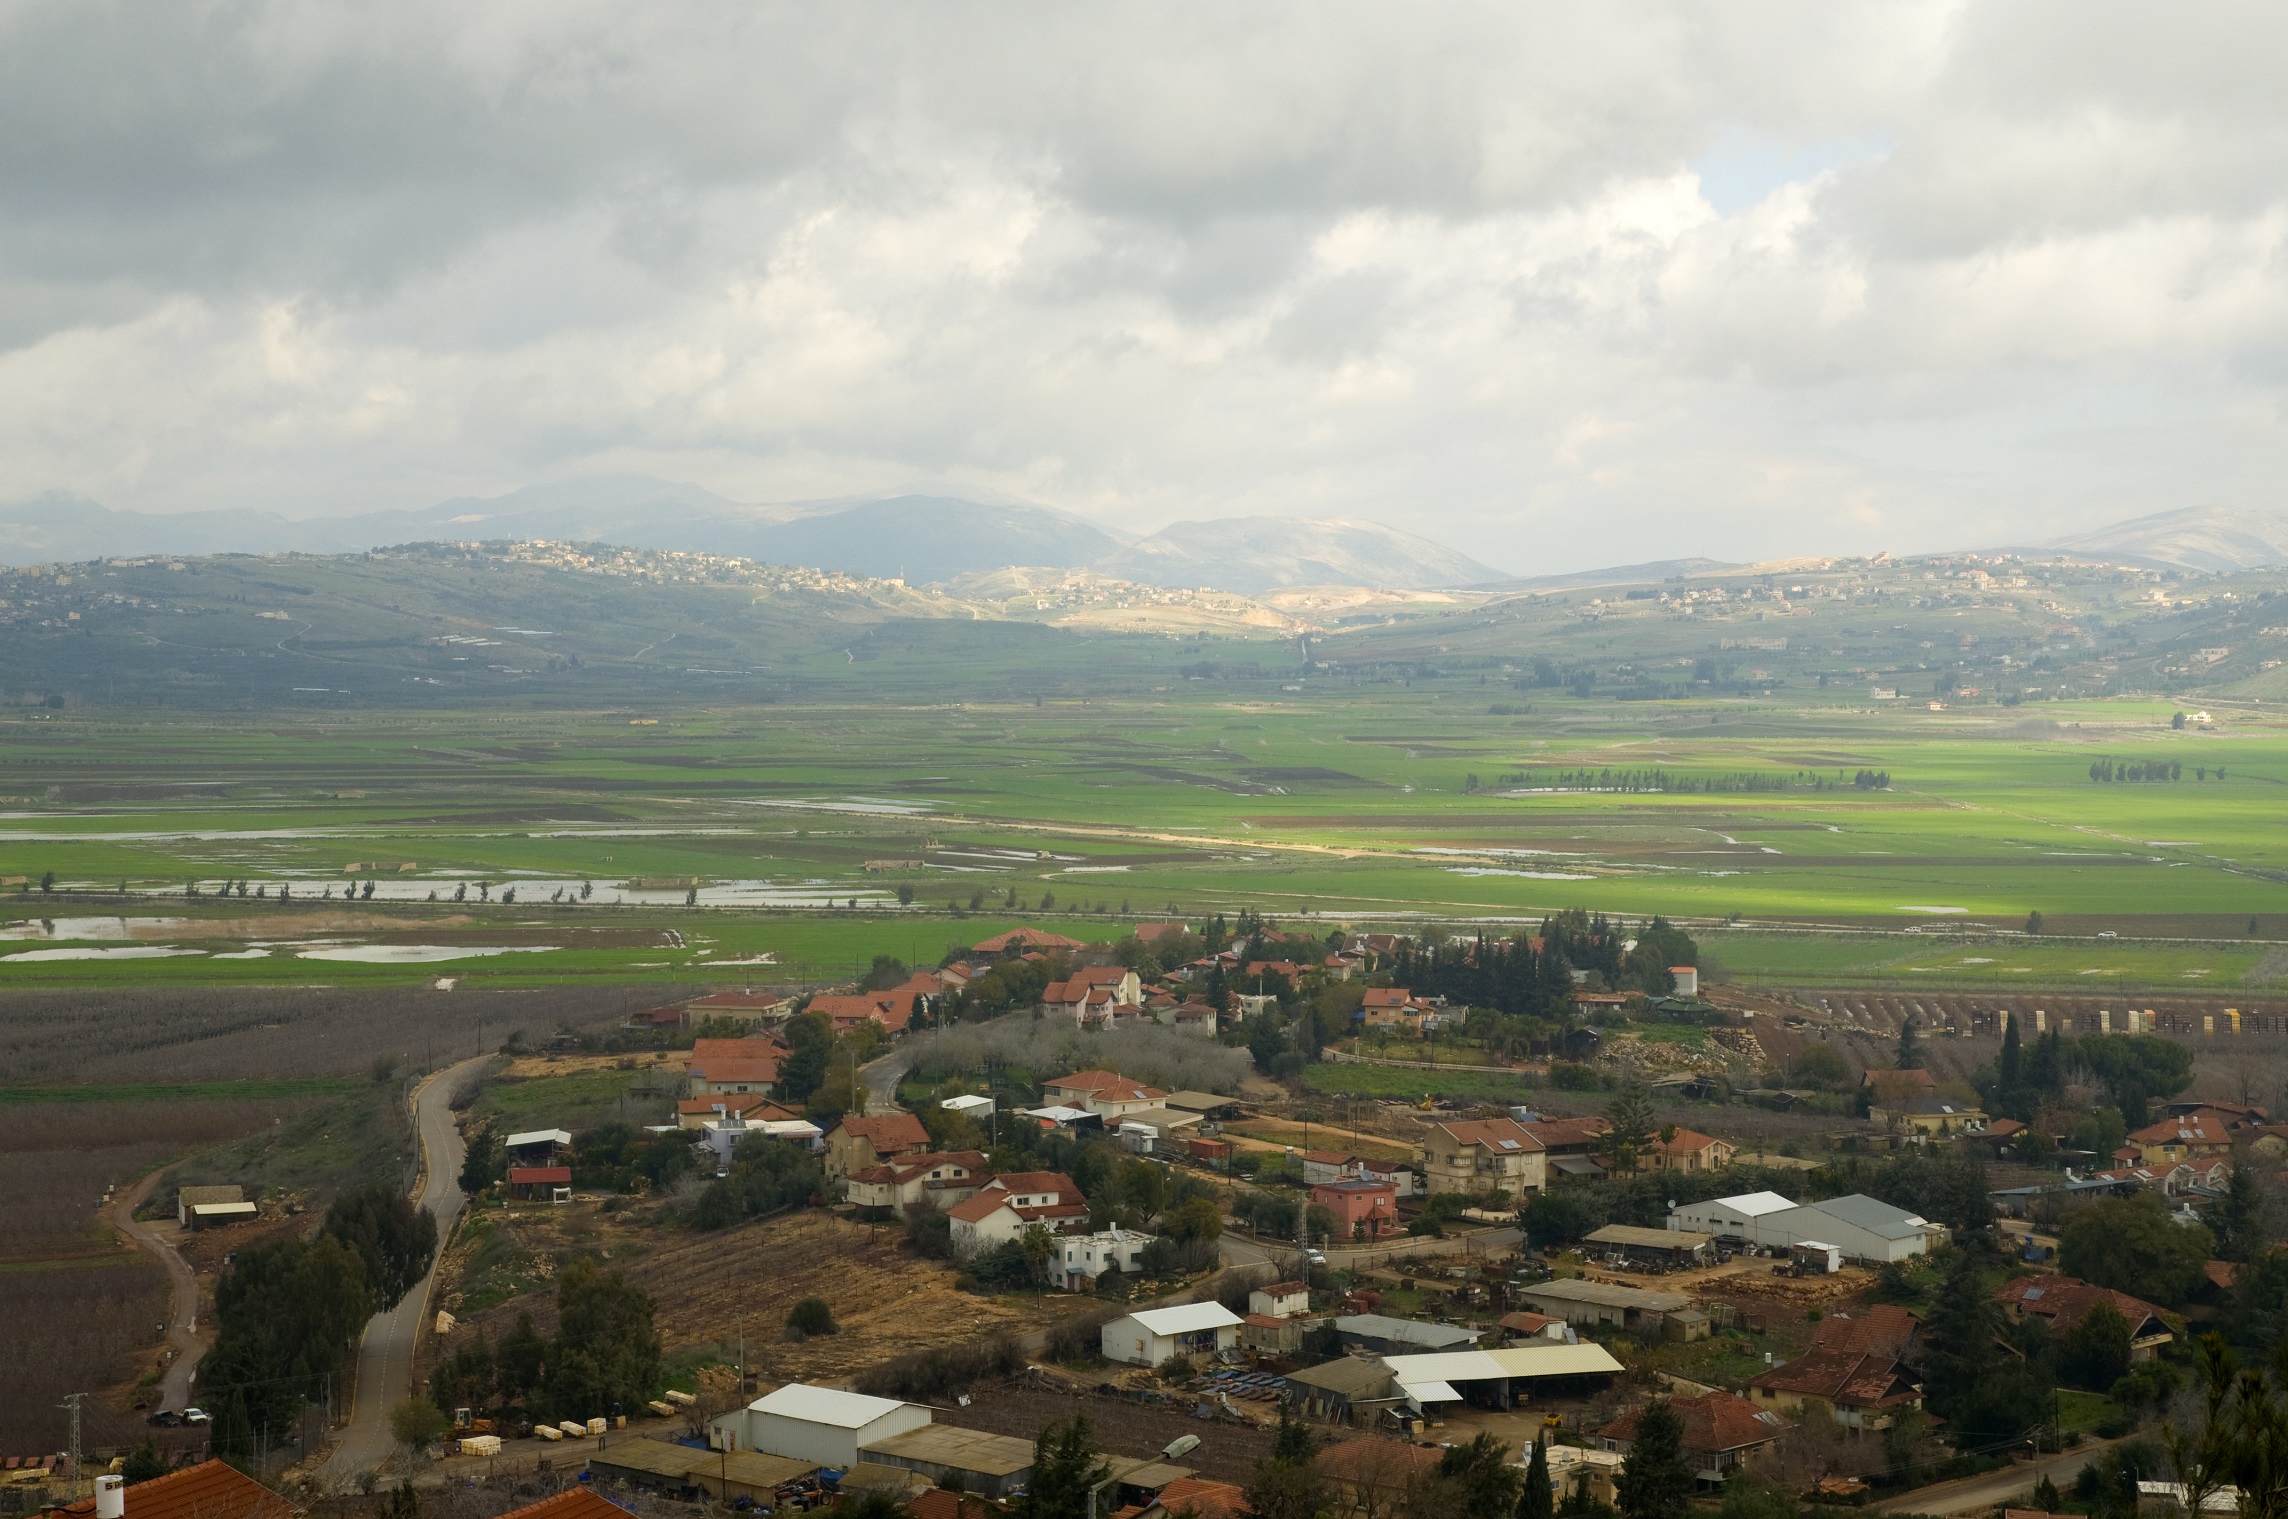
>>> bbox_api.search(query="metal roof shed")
[715,1383,931,1469]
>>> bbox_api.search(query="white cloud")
[0,0,2283,571]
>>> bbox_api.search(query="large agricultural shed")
[1514,1280,1700,1336]
[712,1385,931,1468]
[588,1437,818,1503]
[1666,1192,1937,1263]
[1380,1343,1625,1412]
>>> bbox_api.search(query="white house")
[712,1383,931,1468]
[1249,1281,1310,1319]
[939,1094,995,1120]
[1101,1302,1244,1367]
[1055,1228,1153,1289]
[946,1172,1090,1257]
[1668,1191,1799,1242]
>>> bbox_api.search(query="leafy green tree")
[1717,1471,1799,1519]
[1016,1413,1111,1519]
[429,1328,496,1412]
[776,1011,833,1102]
[547,1258,661,1417]
[389,1396,450,1451]
[1616,1399,1693,1519]
[2071,1034,2193,1128]
[1428,1432,1524,1519]
[2059,1301,2134,1392]
[202,1235,373,1457]
[120,1441,169,1486]
[1520,1434,1554,1519]
[1245,1409,1332,1519]
[323,1181,438,1307]
[495,1311,546,1406]
[2059,1194,2216,1307]
[1917,1245,2051,1449]
[1522,1189,1602,1249]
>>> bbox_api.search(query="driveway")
[106,1169,208,1414]
[319,1055,490,1488]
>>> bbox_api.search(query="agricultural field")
[0,985,635,1455]
[3,679,2287,992]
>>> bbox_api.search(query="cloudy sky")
[1,2,2282,573]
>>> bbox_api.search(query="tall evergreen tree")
[1245,1409,1331,1519]
[2211,1162,2265,1264]
[1018,1414,1111,1519]
[1616,1400,1693,1519]
[1895,1015,1924,1070]
[1520,1433,1555,1519]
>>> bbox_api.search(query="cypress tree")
[1520,1433,1554,1519]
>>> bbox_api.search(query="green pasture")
[4,673,2288,993]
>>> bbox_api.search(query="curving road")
[320,1055,490,1487]
[107,1169,209,1414]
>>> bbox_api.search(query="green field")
[5,544,2288,994]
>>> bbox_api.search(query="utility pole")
[58,1393,82,1494]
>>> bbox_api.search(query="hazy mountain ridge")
[2044,506,2288,573]
[0,480,1504,592]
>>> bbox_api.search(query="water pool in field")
[1,945,203,962]
[0,916,190,940]
[296,944,560,964]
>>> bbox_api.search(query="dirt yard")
[437,1205,1097,1386]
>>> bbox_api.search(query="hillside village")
[81,910,2288,1519]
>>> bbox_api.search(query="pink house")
[1312,1179,1399,1241]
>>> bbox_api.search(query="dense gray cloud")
[0,0,2282,572]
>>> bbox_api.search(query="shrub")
[853,1335,1026,1401]
[787,1297,838,1337]
[389,1396,450,1451]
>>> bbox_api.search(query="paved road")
[1874,1438,2123,1516]
[320,1056,490,1488]
[859,1042,916,1113]
[106,1169,209,1414]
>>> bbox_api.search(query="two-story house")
[842,1149,987,1213]
[946,1171,1091,1256]
[822,1111,933,1180]
[1422,1118,1547,1197]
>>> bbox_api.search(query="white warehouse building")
[712,1383,931,1469]
[1101,1302,1243,1367]
[1668,1191,1798,1242]
[1669,1192,1937,1264]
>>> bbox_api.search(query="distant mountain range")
[0,478,1507,592]
[2042,506,2288,573]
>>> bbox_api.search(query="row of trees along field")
[201,1183,436,1458]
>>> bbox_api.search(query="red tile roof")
[676,1094,796,1121]
[1518,1116,1610,1151]
[50,1461,296,1519]
[492,1490,633,1519]
[1318,1436,1442,1484]
[1749,1350,1922,1410]
[1046,1070,1165,1103]
[1430,1118,1545,1153]
[904,1491,1010,1519]
[1147,1477,1248,1519]
[2128,1109,2236,1147]
[1994,1275,2171,1335]
[1600,1391,1785,1455]
[834,1112,931,1154]
[1809,1304,1918,1360]
[1651,1128,1728,1154]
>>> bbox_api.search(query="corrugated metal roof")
[1378,1343,1626,1383]
[1127,1302,1243,1336]
[750,1383,915,1429]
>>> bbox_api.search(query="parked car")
[146,1411,185,1428]
[181,1408,210,1425]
